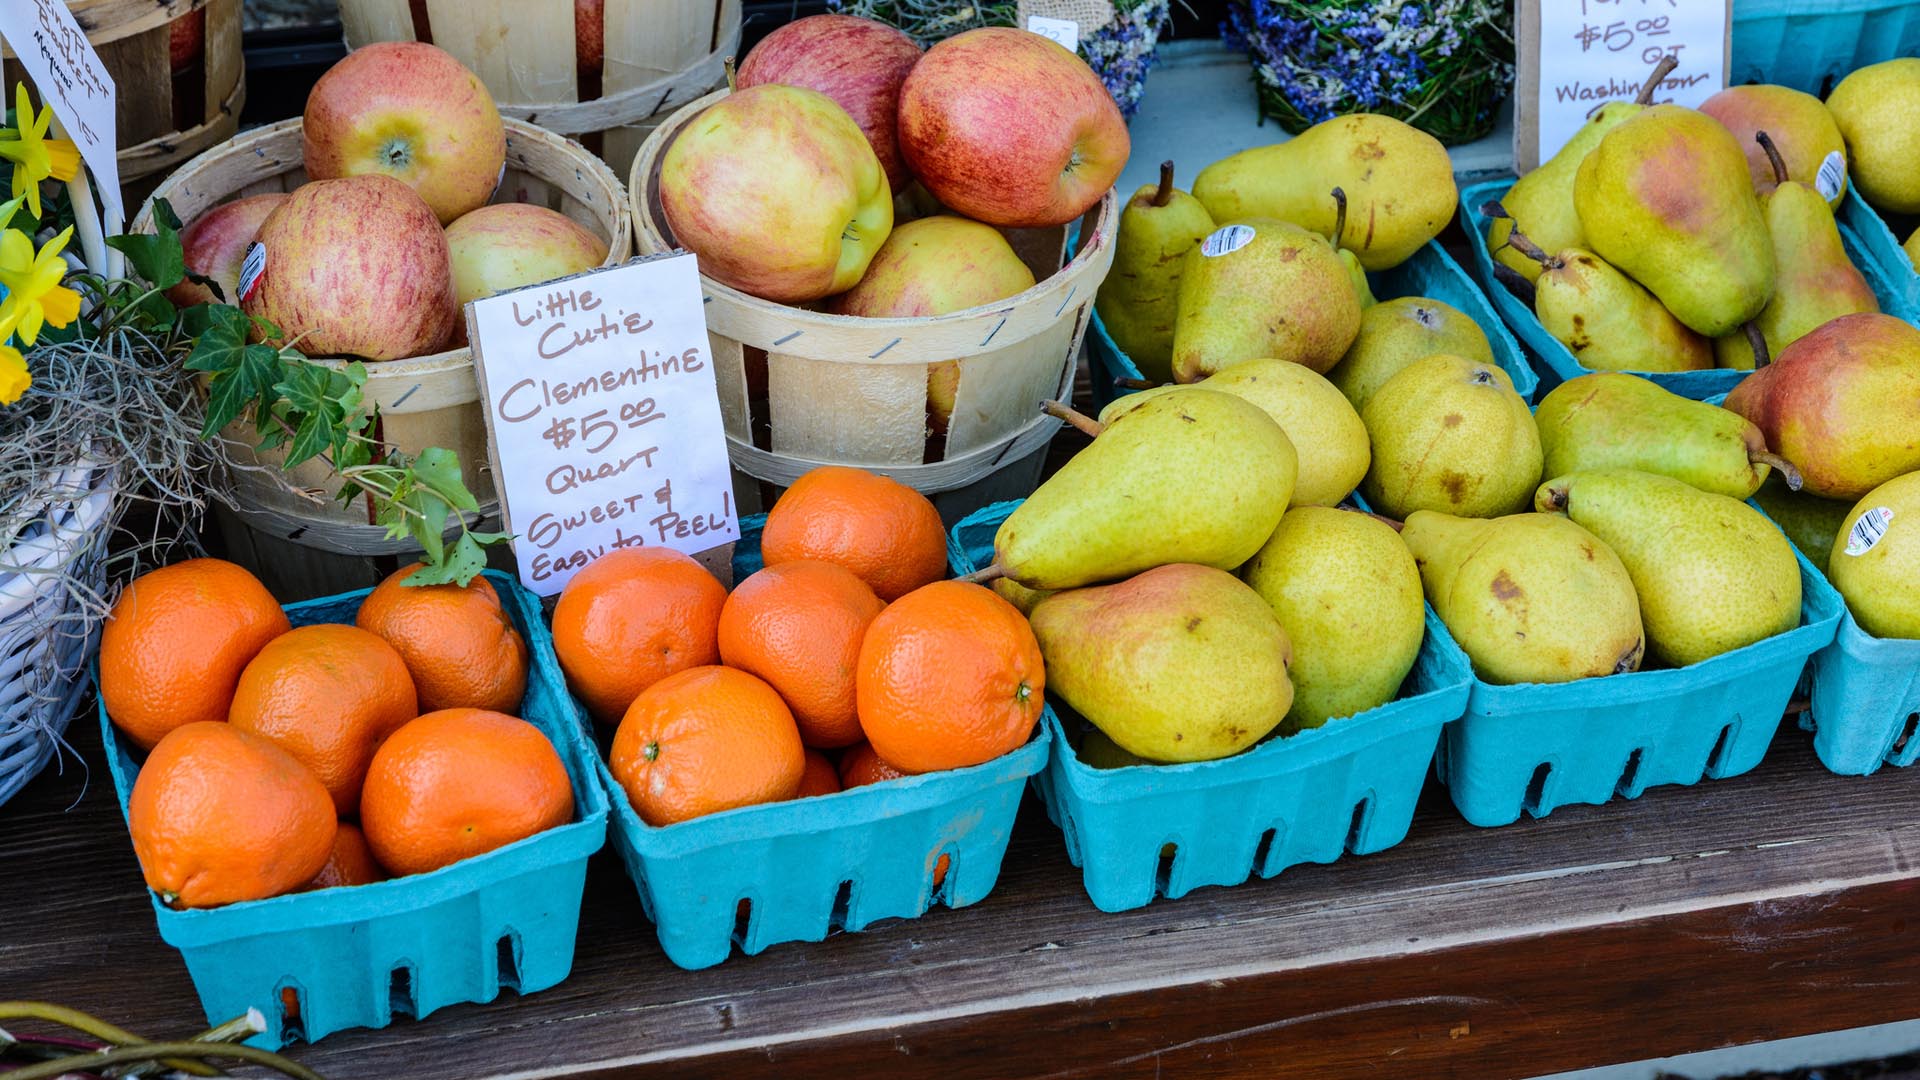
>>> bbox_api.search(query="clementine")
[99,559,290,749]
[128,722,337,908]
[795,749,842,798]
[609,666,805,826]
[229,624,419,815]
[760,466,947,601]
[355,563,528,713]
[360,709,574,876]
[551,548,726,724]
[306,822,387,890]
[856,580,1044,773]
[717,560,885,748]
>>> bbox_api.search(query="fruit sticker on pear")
[1844,507,1893,557]
[1201,224,1255,257]
[467,252,738,595]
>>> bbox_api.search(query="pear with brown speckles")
[1361,354,1542,519]
[1495,227,1711,372]
[1400,510,1644,685]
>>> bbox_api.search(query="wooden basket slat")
[946,314,1082,456]
[336,0,415,46]
[202,0,243,125]
[709,334,752,443]
[98,24,174,145]
[427,0,578,107]
[55,0,202,46]
[768,353,929,465]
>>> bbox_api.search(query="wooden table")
[5,716,1917,1080]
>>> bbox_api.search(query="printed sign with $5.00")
[468,252,738,595]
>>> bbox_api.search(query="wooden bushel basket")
[629,89,1118,511]
[338,0,740,178]
[133,117,633,599]
[1,0,245,195]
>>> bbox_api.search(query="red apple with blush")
[736,15,923,194]
[169,8,205,73]
[169,193,289,308]
[576,0,605,77]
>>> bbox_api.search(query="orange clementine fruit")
[360,709,574,876]
[129,722,337,908]
[306,822,387,890]
[717,560,886,748]
[795,749,842,798]
[229,624,419,815]
[609,665,805,826]
[837,742,912,788]
[552,548,727,724]
[99,559,290,749]
[355,563,528,713]
[760,466,947,601]
[856,580,1044,773]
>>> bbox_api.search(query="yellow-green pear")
[1361,354,1542,520]
[1401,510,1644,684]
[1700,84,1849,207]
[1751,472,1852,569]
[1328,297,1496,413]
[1538,469,1801,667]
[1241,507,1424,729]
[1171,218,1361,381]
[991,388,1296,589]
[1535,373,1794,499]
[1094,161,1216,383]
[1828,471,1920,639]
[1031,564,1295,763]
[1100,359,1368,507]
[1192,114,1456,271]
[1496,228,1712,372]
[1077,728,1157,768]
[992,576,1054,616]
[1907,227,1920,271]
[1826,59,1920,215]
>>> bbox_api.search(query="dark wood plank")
[3,712,1917,1079]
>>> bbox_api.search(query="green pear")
[1100,359,1368,507]
[1077,728,1156,769]
[1031,564,1295,763]
[1535,373,1795,499]
[991,388,1296,589]
[1699,84,1849,207]
[1496,228,1712,372]
[1171,218,1361,381]
[1328,297,1495,413]
[1825,59,1920,215]
[1094,161,1216,383]
[1401,510,1644,684]
[1241,507,1424,730]
[992,576,1054,616]
[1192,114,1456,271]
[1724,312,1920,500]
[1713,134,1878,371]
[1538,469,1801,667]
[1361,354,1542,520]
[1907,227,1920,271]
[1751,472,1852,569]
[1574,105,1777,337]
[1828,471,1920,638]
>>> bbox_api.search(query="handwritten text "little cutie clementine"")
[511,285,669,360]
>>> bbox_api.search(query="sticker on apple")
[1201,224,1255,258]
[1816,150,1847,202]
[238,242,267,303]
[1844,506,1893,556]
[1026,15,1079,54]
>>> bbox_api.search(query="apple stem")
[1744,320,1772,369]
[956,563,1007,585]
[1114,376,1160,390]
[1750,449,1803,491]
[1635,54,1680,105]
[1755,131,1790,186]
[1040,399,1105,438]
[723,55,736,91]
[1330,187,1348,246]
[1153,161,1176,207]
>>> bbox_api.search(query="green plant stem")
[0,1003,219,1078]
[0,1040,325,1080]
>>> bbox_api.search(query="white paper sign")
[1027,15,1080,54]
[1535,0,1726,164]
[0,0,121,231]
[468,253,739,595]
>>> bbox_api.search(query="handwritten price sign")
[0,0,121,230]
[468,253,738,595]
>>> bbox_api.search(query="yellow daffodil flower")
[0,85,81,219]
[0,341,27,406]
[0,225,79,346]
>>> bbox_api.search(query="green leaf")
[405,531,490,587]
[107,197,187,289]
[180,301,246,341]
[199,343,281,439]
[409,447,481,513]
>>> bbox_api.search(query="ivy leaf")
[201,344,283,439]
[106,197,186,289]
[180,301,246,341]
[407,488,450,567]
[409,447,481,513]
[403,531,490,587]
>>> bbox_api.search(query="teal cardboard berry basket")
[1088,238,1537,410]
[1730,0,1920,96]
[591,515,1051,970]
[949,500,1471,912]
[98,570,609,1050]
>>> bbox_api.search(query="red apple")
[169,8,206,73]
[168,194,289,308]
[897,27,1127,229]
[576,0,604,77]
[660,85,894,303]
[242,174,458,361]
[303,42,506,225]
[736,15,923,194]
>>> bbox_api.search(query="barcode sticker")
[1201,224,1255,258]
[238,242,266,303]
[1026,15,1079,53]
[1844,505,1893,556]
[1815,150,1847,202]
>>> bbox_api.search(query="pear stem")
[1153,161,1176,208]
[1114,376,1161,390]
[1487,205,1553,269]
[1744,320,1772,369]
[1755,131,1790,186]
[1040,399,1105,438]
[1635,54,1680,105]
[1751,450,1804,491]
[956,563,1007,585]
[724,55,737,91]
[1539,485,1570,512]
[1330,186,1349,246]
